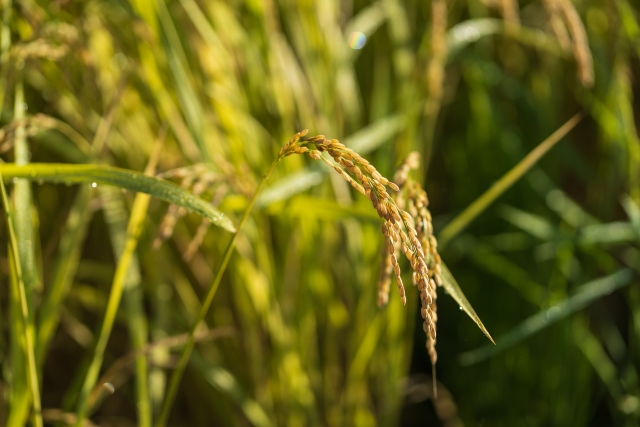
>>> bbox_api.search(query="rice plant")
[1,0,639,426]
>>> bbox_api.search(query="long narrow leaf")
[439,113,583,247]
[0,164,235,232]
[459,269,633,365]
[440,262,494,344]
[0,173,43,427]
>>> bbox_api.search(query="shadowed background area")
[0,0,639,426]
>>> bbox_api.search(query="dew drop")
[103,382,115,394]
[459,306,463,311]
[91,182,97,188]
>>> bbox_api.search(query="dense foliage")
[0,0,639,426]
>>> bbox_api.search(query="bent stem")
[155,157,281,427]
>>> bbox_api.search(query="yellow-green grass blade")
[0,163,235,232]
[197,358,272,427]
[91,131,165,425]
[7,78,41,427]
[439,112,583,247]
[155,157,281,427]
[74,132,165,426]
[459,269,634,365]
[73,181,155,425]
[98,186,151,426]
[0,172,43,427]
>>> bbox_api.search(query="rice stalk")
[542,0,572,52]
[499,0,520,31]
[439,113,583,247]
[0,171,42,427]
[7,76,41,427]
[156,130,437,425]
[423,0,448,171]
[73,133,164,427]
[556,0,594,87]
[385,152,443,389]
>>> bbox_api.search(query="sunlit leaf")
[498,205,555,240]
[0,163,236,233]
[257,169,325,207]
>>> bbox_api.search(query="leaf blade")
[0,163,236,233]
[458,269,634,365]
[440,261,494,344]
[439,113,583,247]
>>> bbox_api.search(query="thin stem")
[0,172,43,427]
[0,0,12,119]
[8,75,42,427]
[438,112,583,248]
[73,134,164,427]
[73,189,152,426]
[155,157,281,427]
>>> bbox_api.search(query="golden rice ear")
[279,131,428,305]
[280,132,441,366]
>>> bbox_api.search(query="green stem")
[8,76,42,427]
[0,173,43,427]
[73,189,152,426]
[73,136,164,427]
[155,157,281,427]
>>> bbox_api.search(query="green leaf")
[447,18,564,58]
[498,205,555,240]
[257,169,325,207]
[0,163,236,233]
[440,262,494,344]
[459,269,634,365]
[0,173,43,427]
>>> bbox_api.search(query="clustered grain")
[282,132,441,367]
[397,152,443,366]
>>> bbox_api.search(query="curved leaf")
[0,163,236,233]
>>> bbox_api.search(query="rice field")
[1,0,639,426]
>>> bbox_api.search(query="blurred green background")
[1,0,640,426]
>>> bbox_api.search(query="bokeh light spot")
[348,32,367,50]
